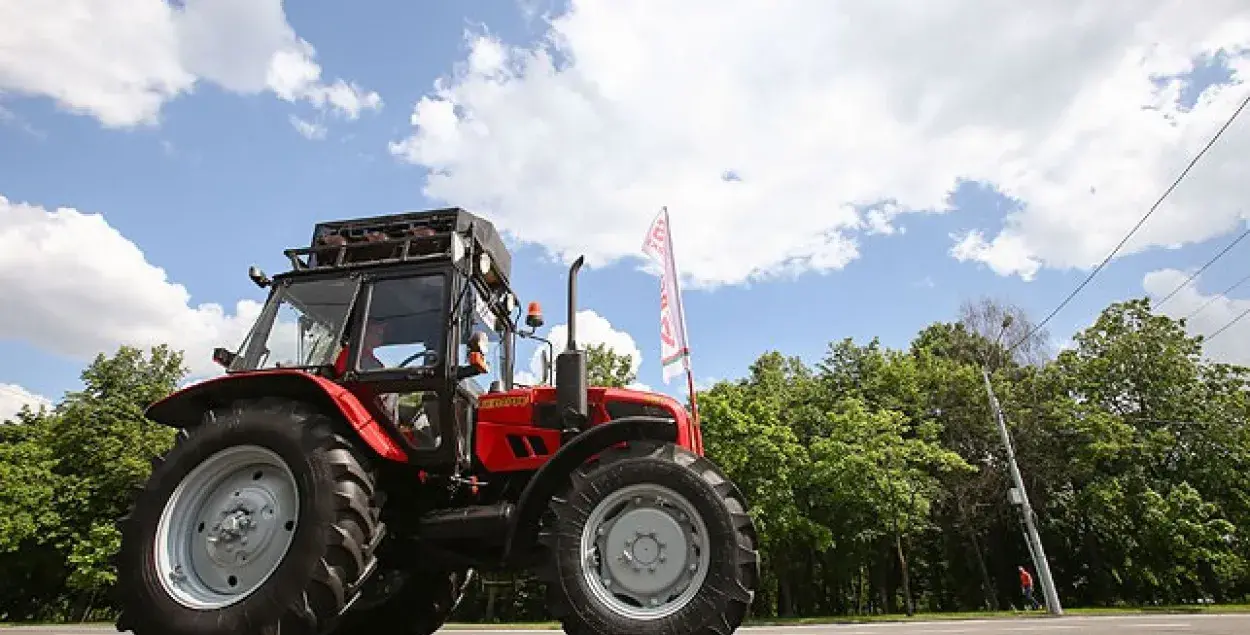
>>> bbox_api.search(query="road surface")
[5,614,1249,635]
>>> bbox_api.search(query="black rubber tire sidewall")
[117,412,338,635]
[548,446,744,635]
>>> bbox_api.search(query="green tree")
[584,342,637,387]
[0,345,186,621]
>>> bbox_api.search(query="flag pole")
[642,205,703,452]
[661,207,702,451]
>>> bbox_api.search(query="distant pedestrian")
[1018,565,1040,610]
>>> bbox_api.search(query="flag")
[641,207,692,384]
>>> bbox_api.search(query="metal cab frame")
[223,211,523,472]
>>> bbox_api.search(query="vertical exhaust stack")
[556,256,588,429]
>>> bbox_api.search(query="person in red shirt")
[1018,565,1040,610]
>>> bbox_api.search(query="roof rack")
[283,208,512,282]
[284,233,453,272]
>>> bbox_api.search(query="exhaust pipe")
[566,256,583,350]
[556,256,588,428]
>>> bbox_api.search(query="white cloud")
[1144,268,1250,365]
[0,195,262,379]
[0,383,51,422]
[0,0,381,128]
[390,1,1250,288]
[524,309,644,384]
[290,115,327,140]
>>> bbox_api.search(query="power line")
[1204,304,1250,343]
[1153,224,1250,310]
[1007,90,1250,354]
[1184,270,1250,320]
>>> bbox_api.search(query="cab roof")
[281,207,512,285]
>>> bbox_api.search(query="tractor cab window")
[357,275,447,451]
[359,276,446,371]
[247,278,357,370]
[461,285,505,395]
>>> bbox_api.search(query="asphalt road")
[5,615,1249,635]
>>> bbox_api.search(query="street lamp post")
[983,319,1063,616]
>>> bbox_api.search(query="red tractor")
[114,209,759,635]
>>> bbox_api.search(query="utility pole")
[981,366,1063,616]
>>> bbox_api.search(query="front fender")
[503,416,678,563]
[145,370,408,462]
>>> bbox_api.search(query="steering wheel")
[397,349,439,368]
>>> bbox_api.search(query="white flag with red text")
[641,207,692,384]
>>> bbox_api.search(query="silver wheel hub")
[154,445,300,610]
[580,483,710,620]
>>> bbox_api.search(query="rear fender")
[503,416,677,563]
[144,370,408,462]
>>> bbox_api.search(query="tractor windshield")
[243,277,358,370]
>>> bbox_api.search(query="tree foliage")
[584,342,637,387]
[2,299,1248,623]
[0,345,184,621]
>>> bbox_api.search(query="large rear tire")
[115,398,384,635]
[536,441,760,635]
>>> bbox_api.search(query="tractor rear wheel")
[115,398,384,635]
[536,441,760,635]
[331,568,472,635]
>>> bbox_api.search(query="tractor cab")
[217,208,524,469]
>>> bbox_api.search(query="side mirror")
[526,301,544,329]
[248,265,271,288]
[212,347,238,369]
[467,331,489,355]
[458,331,491,380]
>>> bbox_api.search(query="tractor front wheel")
[537,441,760,635]
[115,398,383,635]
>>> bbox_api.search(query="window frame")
[347,266,453,389]
[233,274,362,372]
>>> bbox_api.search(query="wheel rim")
[579,482,711,621]
[154,445,301,610]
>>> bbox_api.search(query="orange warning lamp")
[526,301,544,329]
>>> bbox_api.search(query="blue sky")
[2,1,1249,417]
